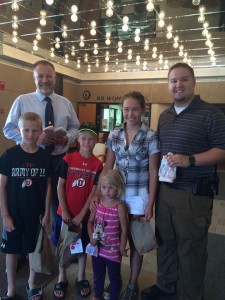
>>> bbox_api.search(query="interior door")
[78,103,96,124]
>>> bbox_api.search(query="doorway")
[78,102,123,133]
[78,103,96,125]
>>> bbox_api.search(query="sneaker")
[141,285,176,300]
[120,283,138,300]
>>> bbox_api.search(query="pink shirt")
[94,200,123,263]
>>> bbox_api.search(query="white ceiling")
[0,0,225,75]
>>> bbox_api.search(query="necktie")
[44,96,55,153]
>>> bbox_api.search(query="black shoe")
[141,285,176,300]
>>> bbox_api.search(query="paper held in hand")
[158,152,176,183]
[43,125,67,137]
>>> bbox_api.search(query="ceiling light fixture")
[11,0,19,12]
[199,5,206,14]
[164,59,169,69]
[166,25,173,39]
[84,53,89,63]
[2,0,223,74]
[152,46,157,58]
[210,55,216,62]
[198,4,205,23]
[77,59,81,69]
[105,32,111,45]
[45,0,54,4]
[93,43,98,55]
[12,15,18,29]
[62,25,68,38]
[79,35,85,47]
[158,54,163,64]
[71,5,78,22]
[208,48,214,55]
[55,37,60,49]
[206,40,213,48]
[173,36,179,48]
[205,33,212,47]
[198,14,205,23]
[90,20,97,36]
[179,45,184,57]
[36,28,42,40]
[106,0,113,18]
[192,0,201,5]
[105,51,110,62]
[183,52,188,63]
[134,28,141,42]
[128,49,132,60]
[105,64,109,72]
[202,21,209,36]
[136,55,141,65]
[50,47,55,58]
[95,59,99,68]
[143,60,148,71]
[40,10,47,26]
[158,11,165,28]
[118,41,123,53]
[71,13,78,22]
[33,39,38,51]
[122,16,129,32]
[144,39,150,51]
[12,30,18,43]
[71,46,76,56]
[146,0,154,12]
[65,54,69,63]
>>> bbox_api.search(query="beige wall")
[75,81,225,104]
[0,64,34,153]
[1,61,225,155]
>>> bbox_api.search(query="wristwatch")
[188,155,196,167]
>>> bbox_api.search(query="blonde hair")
[18,112,42,129]
[99,169,125,199]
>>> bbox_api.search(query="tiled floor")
[43,247,157,300]
[42,198,225,299]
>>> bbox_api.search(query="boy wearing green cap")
[53,122,103,299]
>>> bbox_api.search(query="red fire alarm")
[0,109,4,114]
[0,81,5,90]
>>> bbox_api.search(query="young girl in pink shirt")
[88,170,129,300]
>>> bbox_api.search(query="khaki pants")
[155,183,213,300]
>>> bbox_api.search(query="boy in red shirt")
[53,122,103,299]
